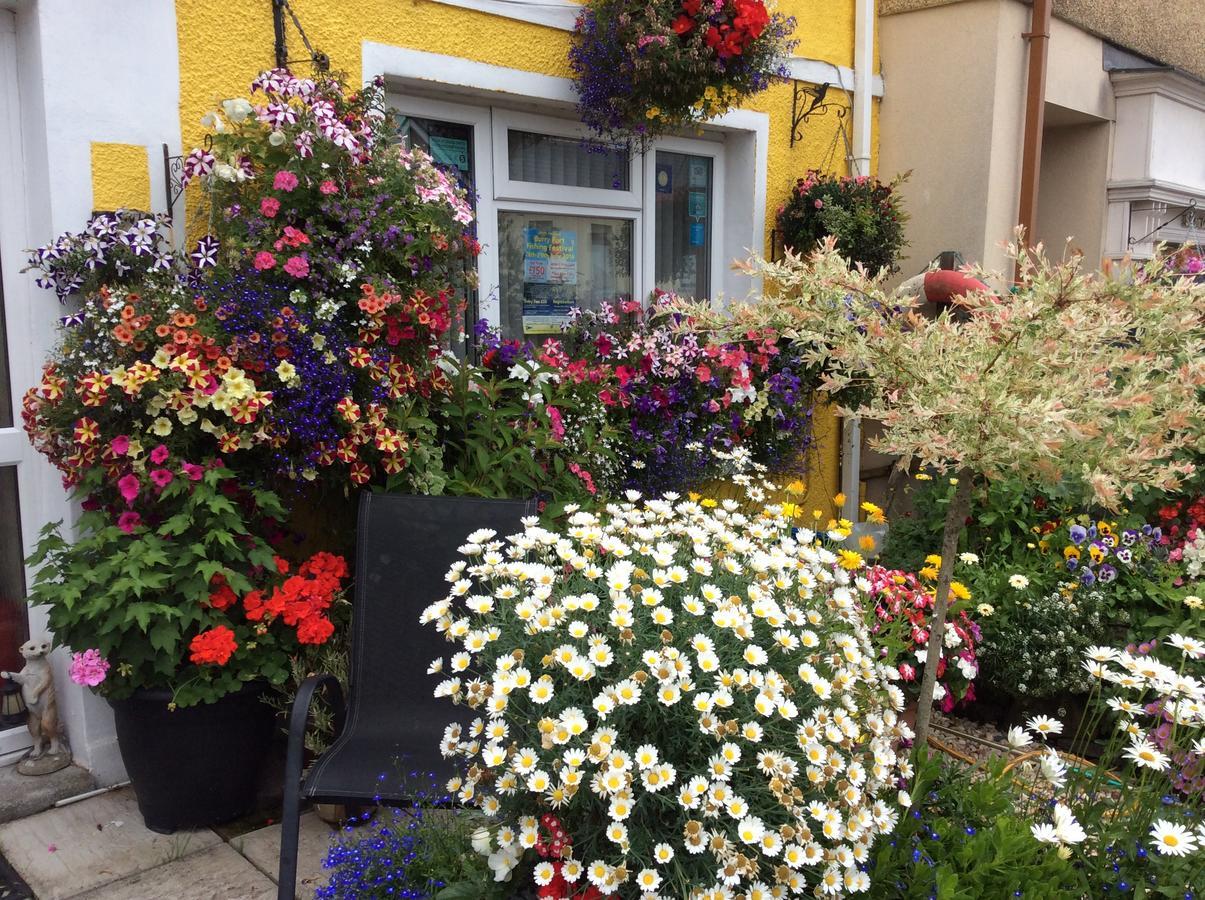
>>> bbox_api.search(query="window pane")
[498,211,633,339]
[397,115,479,359]
[0,239,11,428]
[654,151,712,300]
[0,468,26,676]
[507,131,629,191]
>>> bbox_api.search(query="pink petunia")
[181,462,205,481]
[260,197,281,218]
[319,180,338,195]
[149,468,174,490]
[253,251,277,271]
[273,170,299,192]
[111,435,130,456]
[283,255,309,278]
[149,444,169,464]
[117,510,142,534]
[117,473,140,505]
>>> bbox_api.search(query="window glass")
[0,246,11,428]
[498,211,633,339]
[397,115,478,358]
[0,468,25,676]
[654,151,712,300]
[508,131,629,191]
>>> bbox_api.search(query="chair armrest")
[285,674,346,789]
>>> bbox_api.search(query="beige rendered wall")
[881,0,1116,276]
[1035,120,1111,262]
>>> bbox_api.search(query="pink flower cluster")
[68,648,110,687]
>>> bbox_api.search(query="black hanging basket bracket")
[273,0,330,73]
[790,81,849,147]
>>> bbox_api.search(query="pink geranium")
[117,473,140,504]
[149,468,174,490]
[111,435,130,456]
[68,649,110,687]
[283,255,309,278]
[253,251,276,270]
[273,170,299,192]
[149,444,170,464]
[117,510,142,533]
[260,197,281,218]
[319,180,338,195]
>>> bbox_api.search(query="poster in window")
[524,226,577,285]
[688,158,708,187]
[688,191,707,219]
[428,135,470,172]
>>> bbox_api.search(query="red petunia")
[671,14,695,34]
[189,625,238,666]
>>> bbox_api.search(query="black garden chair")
[277,492,536,900]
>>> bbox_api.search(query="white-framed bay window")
[387,83,743,343]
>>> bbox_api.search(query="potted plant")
[569,0,796,145]
[775,169,908,274]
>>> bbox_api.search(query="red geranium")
[189,625,238,666]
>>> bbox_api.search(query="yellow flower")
[786,480,806,496]
[833,492,846,507]
[781,503,801,519]
[151,348,172,369]
[812,509,823,520]
[275,360,298,383]
[919,565,939,580]
[1097,521,1113,536]
[860,501,886,524]
[837,550,864,571]
[701,498,717,508]
[924,554,943,567]
[150,417,173,437]
[1184,595,1203,609]
[645,107,661,119]
[949,581,971,601]
[915,473,932,481]
[858,534,876,552]
[949,477,959,485]
[688,492,701,502]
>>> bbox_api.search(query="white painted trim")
[428,0,581,32]
[786,57,883,99]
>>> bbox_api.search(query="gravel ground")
[928,711,1016,765]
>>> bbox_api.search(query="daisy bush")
[1007,632,1205,895]
[423,462,913,898]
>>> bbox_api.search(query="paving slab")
[0,765,96,825]
[0,789,219,900]
[234,811,335,899]
[71,843,275,900]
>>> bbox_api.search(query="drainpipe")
[1017,0,1052,248]
[841,0,876,526]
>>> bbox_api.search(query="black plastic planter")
[109,683,275,833]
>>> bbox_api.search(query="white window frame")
[643,134,726,304]
[384,59,759,330]
[492,109,642,211]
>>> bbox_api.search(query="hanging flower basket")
[775,168,909,274]
[569,0,796,146]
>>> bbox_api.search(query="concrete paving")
[71,844,274,900]
[0,790,220,899]
[234,812,332,899]
[0,766,96,826]
[0,788,338,899]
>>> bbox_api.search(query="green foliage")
[386,355,615,514]
[27,464,294,707]
[869,751,1086,898]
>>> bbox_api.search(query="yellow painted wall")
[173,0,880,512]
[90,142,151,213]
